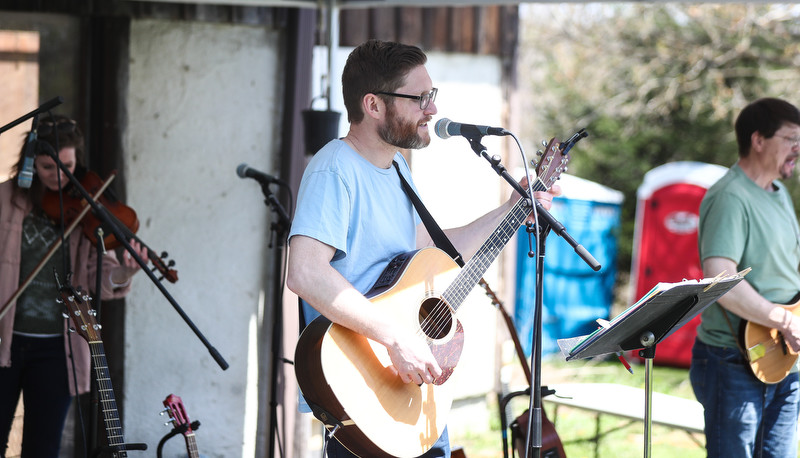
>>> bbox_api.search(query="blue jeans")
[689,338,799,458]
[0,334,73,458]
[325,426,450,458]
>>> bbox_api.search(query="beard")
[378,105,430,150]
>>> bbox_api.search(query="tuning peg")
[541,140,547,146]
[68,327,76,333]
[62,312,70,319]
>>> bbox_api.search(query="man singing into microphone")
[287,39,560,458]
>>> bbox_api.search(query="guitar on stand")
[159,394,201,458]
[483,281,566,458]
[57,278,146,457]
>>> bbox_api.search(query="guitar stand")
[156,420,201,458]
[91,442,148,457]
[498,386,557,458]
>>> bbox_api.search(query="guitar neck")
[185,434,200,458]
[90,341,128,457]
[444,194,533,310]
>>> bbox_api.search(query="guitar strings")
[415,195,533,347]
[412,172,557,377]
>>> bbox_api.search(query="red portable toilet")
[630,161,727,367]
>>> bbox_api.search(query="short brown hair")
[341,39,427,123]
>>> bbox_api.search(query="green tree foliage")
[519,4,800,275]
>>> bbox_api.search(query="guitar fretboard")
[90,341,127,457]
[442,196,530,310]
[443,177,550,310]
[186,433,200,458]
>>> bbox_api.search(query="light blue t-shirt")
[288,139,422,324]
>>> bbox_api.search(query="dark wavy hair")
[10,114,85,202]
[735,98,800,157]
[342,39,428,124]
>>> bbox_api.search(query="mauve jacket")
[0,179,131,395]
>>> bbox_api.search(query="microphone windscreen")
[434,118,452,140]
[236,163,249,178]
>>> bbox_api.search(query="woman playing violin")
[0,114,147,456]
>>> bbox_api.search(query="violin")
[41,168,178,283]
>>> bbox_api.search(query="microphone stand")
[0,96,63,134]
[39,135,229,455]
[460,131,598,458]
[41,145,229,371]
[257,181,292,458]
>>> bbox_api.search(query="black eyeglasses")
[376,88,438,110]
[36,119,77,137]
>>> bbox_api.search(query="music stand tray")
[556,270,746,457]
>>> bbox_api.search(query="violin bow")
[0,173,116,321]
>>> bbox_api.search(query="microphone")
[17,130,38,189]
[434,118,509,140]
[236,163,285,186]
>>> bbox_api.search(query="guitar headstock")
[58,287,101,342]
[530,137,570,192]
[163,394,194,436]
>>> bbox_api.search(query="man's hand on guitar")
[512,175,561,225]
[386,331,442,385]
[776,307,800,353]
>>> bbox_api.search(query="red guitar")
[294,139,569,457]
[163,394,200,458]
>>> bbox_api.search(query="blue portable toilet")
[514,174,624,356]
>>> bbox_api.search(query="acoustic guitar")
[742,299,800,384]
[58,286,128,457]
[163,394,201,458]
[294,139,569,458]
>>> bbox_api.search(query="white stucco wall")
[123,19,283,457]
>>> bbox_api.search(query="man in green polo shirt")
[690,97,800,458]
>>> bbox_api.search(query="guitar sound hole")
[418,297,452,340]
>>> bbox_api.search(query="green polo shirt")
[697,164,800,348]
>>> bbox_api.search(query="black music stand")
[556,271,746,458]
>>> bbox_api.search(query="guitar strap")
[392,161,465,268]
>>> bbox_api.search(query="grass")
[449,355,706,458]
